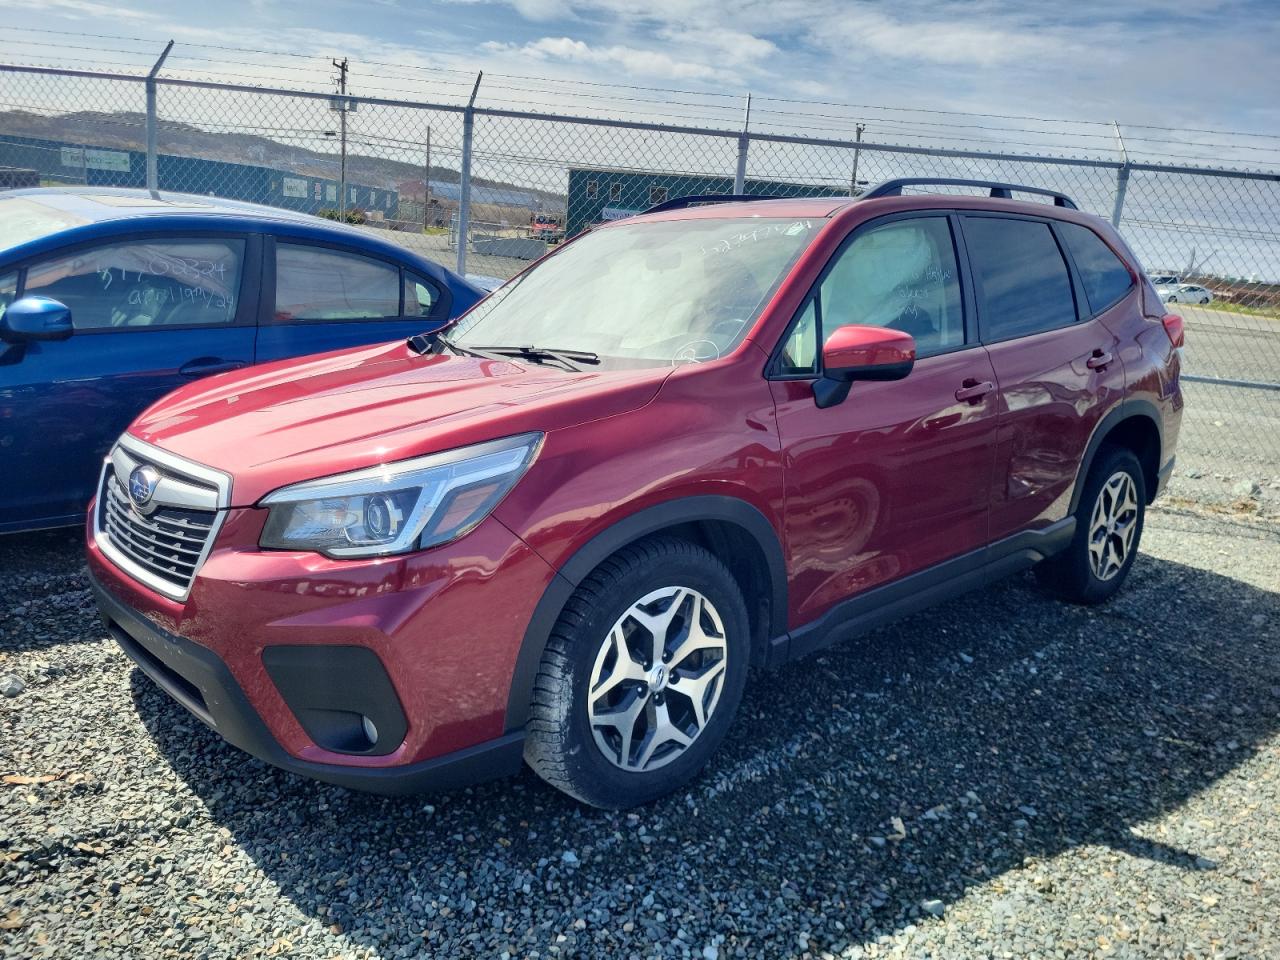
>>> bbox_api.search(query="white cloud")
[483,37,721,81]
[0,0,155,19]
[813,8,1075,66]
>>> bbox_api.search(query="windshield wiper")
[465,345,601,371]
[408,332,506,361]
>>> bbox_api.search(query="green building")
[565,166,849,238]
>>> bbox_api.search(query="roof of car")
[0,188,482,294]
[621,192,1113,229]
[625,197,852,222]
[1,186,336,224]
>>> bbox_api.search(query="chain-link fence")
[1,62,1277,499]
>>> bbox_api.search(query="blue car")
[0,188,485,534]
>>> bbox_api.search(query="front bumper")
[91,568,525,794]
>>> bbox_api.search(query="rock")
[921,899,946,918]
[1232,479,1262,499]
[561,850,579,866]
[702,947,718,960]
[0,674,24,698]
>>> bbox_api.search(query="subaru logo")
[128,465,161,507]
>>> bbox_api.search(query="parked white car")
[1160,283,1214,304]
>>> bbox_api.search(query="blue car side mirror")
[0,297,74,343]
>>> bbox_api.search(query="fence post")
[733,94,751,194]
[145,40,174,193]
[1110,120,1130,228]
[456,72,483,275]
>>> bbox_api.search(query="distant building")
[565,166,848,237]
[0,166,38,190]
[0,134,397,216]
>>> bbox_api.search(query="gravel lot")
[2,504,1278,959]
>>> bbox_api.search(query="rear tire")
[524,537,750,809]
[1034,446,1146,605]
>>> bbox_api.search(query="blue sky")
[2,0,1278,157]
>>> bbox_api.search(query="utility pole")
[145,40,174,193]
[457,71,483,275]
[1111,120,1130,228]
[850,123,865,197]
[333,57,349,219]
[423,125,431,232]
[733,94,751,195]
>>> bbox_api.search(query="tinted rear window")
[964,217,1076,340]
[1059,222,1133,313]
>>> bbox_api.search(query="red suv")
[87,179,1184,809]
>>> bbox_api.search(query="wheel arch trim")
[503,495,787,732]
[1070,398,1164,513]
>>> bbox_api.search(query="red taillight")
[1161,313,1184,348]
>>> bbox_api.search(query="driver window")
[819,217,964,357]
[777,298,819,375]
[23,239,244,331]
[0,271,15,318]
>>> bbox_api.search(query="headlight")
[259,433,542,558]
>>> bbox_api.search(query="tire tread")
[523,536,742,807]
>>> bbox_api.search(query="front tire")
[1034,446,1146,605]
[524,537,750,808]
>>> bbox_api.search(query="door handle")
[179,358,246,377]
[1086,349,1113,370]
[954,379,994,403]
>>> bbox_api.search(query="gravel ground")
[1,503,1278,960]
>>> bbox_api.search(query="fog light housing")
[261,645,407,756]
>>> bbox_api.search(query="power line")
[5,27,1280,157]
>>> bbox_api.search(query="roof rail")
[860,178,1078,209]
[641,193,781,214]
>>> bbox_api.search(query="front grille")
[101,473,215,593]
[95,440,228,600]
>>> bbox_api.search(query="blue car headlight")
[259,433,543,558]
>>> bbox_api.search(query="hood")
[129,340,670,505]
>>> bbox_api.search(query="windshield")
[0,197,88,253]
[450,216,822,368]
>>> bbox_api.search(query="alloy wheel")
[587,586,729,772]
[1088,471,1139,581]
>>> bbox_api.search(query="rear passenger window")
[964,217,1076,340]
[1058,222,1133,313]
[275,244,401,322]
[404,273,442,318]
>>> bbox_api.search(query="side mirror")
[1,297,74,344]
[814,324,916,408]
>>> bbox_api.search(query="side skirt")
[769,517,1076,666]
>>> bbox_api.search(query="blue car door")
[0,233,258,532]
[254,239,452,362]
